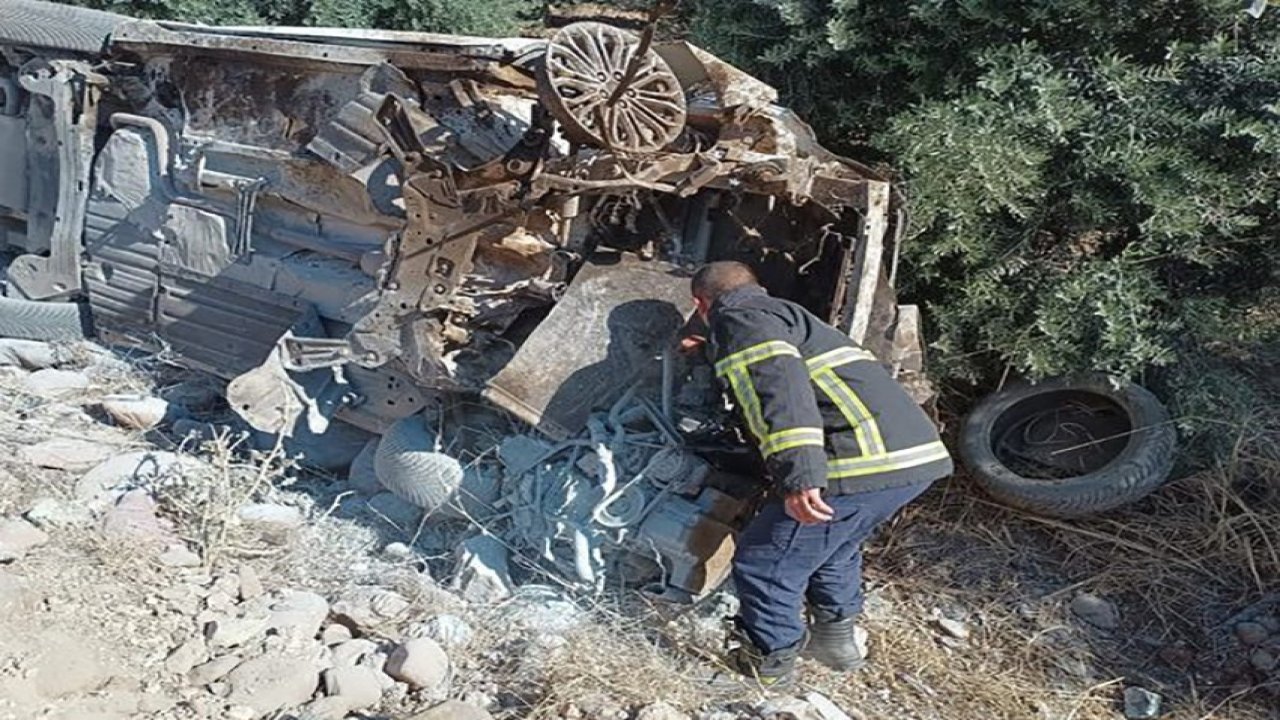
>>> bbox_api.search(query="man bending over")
[686,261,952,686]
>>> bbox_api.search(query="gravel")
[1070,592,1120,630]
[0,517,50,562]
[384,637,450,691]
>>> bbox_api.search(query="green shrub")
[692,1,1280,462]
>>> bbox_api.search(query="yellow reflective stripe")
[826,441,950,479]
[715,341,800,377]
[725,366,767,442]
[846,385,887,454]
[805,346,875,373]
[812,368,886,456]
[760,427,824,457]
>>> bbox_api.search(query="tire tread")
[373,415,464,512]
[0,0,126,54]
[959,376,1177,518]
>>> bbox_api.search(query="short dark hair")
[691,261,759,303]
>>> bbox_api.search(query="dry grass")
[7,343,1274,719]
[841,413,1280,720]
[443,415,1280,720]
[148,428,298,568]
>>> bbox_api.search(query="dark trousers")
[732,482,931,653]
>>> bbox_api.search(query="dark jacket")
[707,285,952,495]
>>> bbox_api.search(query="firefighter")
[684,261,953,687]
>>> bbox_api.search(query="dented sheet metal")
[2,3,933,602]
[485,254,691,440]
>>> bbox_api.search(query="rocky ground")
[0,337,1275,720]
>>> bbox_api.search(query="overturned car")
[0,1,929,600]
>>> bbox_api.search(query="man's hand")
[678,334,706,356]
[785,488,834,525]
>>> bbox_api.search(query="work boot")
[803,608,868,671]
[702,619,798,690]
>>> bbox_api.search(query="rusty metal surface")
[538,22,686,153]
[485,253,691,440]
[112,20,509,73]
[2,6,933,600]
[5,60,100,300]
[634,486,748,598]
[5,9,930,424]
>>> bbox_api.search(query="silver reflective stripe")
[811,367,887,456]
[805,346,875,373]
[760,427,825,457]
[715,340,800,377]
[725,366,767,442]
[826,441,950,479]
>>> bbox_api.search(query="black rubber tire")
[958,374,1177,518]
[374,413,464,514]
[0,296,90,341]
[0,1,128,55]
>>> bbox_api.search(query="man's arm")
[711,307,830,519]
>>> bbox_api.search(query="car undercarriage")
[0,1,929,600]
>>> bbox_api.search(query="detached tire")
[374,413,463,514]
[959,375,1176,518]
[0,0,127,55]
[0,296,90,342]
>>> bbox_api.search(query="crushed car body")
[0,1,929,601]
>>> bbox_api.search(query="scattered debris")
[0,570,37,614]
[1122,686,1161,719]
[636,701,691,720]
[331,587,411,633]
[0,517,49,562]
[164,637,208,675]
[238,564,265,601]
[446,464,502,520]
[76,450,187,511]
[322,665,384,709]
[224,652,323,717]
[189,655,244,686]
[1236,621,1269,646]
[238,503,305,542]
[409,699,493,720]
[1250,649,1277,673]
[1071,592,1120,630]
[0,339,63,369]
[100,393,179,430]
[19,437,116,471]
[385,637,450,691]
[934,616,971,640]
[24,497,93,529]
[22,368,90,398]
[453,534,514,604]
[158,544,202,567]
[100,489,176,544]
[498,435,553,478]
[415,614,475,650]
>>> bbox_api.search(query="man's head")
[690,261,759,320]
